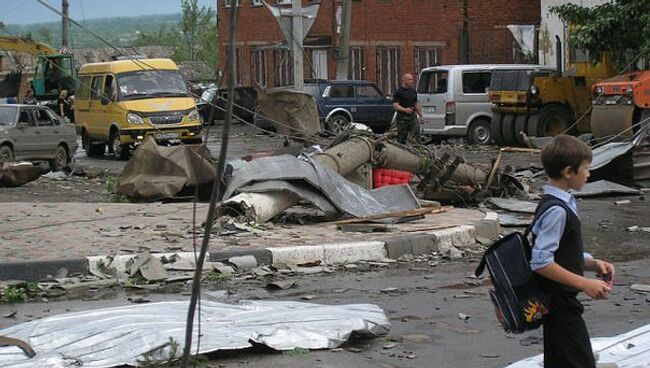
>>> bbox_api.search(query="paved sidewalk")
[0,202,499,280]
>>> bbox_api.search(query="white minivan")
[417,64,553,144]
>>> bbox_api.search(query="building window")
[349,47,365,80]
[277,0,291,5]
[376,47,401,95]
[224,46,242,85]
[251,49,267,87]
[252,0,262,5]
[224,0,240,7]
[414,47,441,76]
[273,48,293,86]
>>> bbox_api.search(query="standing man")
[392,73,423,144]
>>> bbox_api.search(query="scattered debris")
[227,255,258,271]
[573,180,641,198]
[489,198,536,214]
[615,200,632,205]
[125,252,169,282]
[457,313,470,321]
[630,284,650,293]
[266,280,298,290]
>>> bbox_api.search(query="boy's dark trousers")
[543,293,596,368]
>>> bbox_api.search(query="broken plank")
[326,206,452,226]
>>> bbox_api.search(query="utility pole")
[335,0,352,80]
[292,0,304,91]
[61,0,69,49]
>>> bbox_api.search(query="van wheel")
[108,129,129,160]
[467,118,492,145]
[327,114,351,134]
[83,130,104,157]
[0,144,15,164]
[49,145,69,172]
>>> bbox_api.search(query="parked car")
[0,104,78,171]
[198,86,257,125]
[417,64,554,144]
[255,79,394,134]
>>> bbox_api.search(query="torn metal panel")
[489,198,537,214]
[505,323,650,368]
[220,155,419,220]
[572,180,641,198]
[590,141,635,171]
[0,300,390,367]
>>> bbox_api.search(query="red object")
[373,168,412,188]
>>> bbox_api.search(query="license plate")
[155,132,179,140]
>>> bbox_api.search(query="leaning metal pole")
[180,1,238,366]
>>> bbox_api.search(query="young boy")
[531,135,615,368]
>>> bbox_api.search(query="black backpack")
[475,209,551,334]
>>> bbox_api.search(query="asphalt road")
[2,259,648,368]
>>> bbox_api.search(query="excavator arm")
[0,35,57,56]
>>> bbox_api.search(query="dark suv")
[256,79,394,133]
[307,79,394,133]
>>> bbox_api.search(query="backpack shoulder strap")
[524,195,567,237]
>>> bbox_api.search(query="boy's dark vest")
[533,194,584,294]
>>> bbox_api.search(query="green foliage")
[3,14,181,49]
[550,1,650,70]
[284,347,310,357]
[205,271,226,282]
[105,175,129,203]
[173,0,218,68]
[2,283,37,303]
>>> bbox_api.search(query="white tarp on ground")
[505,324,650,368]
[0,300,390,367]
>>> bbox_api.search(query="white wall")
[538,0,610,69]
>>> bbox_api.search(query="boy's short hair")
[541,135,592,179]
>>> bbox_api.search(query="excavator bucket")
[590,105,635,141]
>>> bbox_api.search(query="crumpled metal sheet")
[223,155,419,218]
[489,198,536,214]
[572,180,641,197]
[590,140,635,171]
[505,323,650,368]
[0,300,390,367]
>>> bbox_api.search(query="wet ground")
[1,259,648,368]
[1,125,649,367]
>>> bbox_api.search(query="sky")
[2,0,217,25]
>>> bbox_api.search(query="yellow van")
[75,58,202,159]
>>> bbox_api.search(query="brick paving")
[0,202,486,262]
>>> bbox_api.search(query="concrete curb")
[0,211,499,281]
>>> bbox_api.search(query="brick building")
[217,0,540,94]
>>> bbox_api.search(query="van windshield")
[0,106,18,125]
[117,70,189,100]
[417,70,448,94]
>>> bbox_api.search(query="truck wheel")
[49,145,69,172]
[501,114,518,147]
[0,144,15,164]
[514,115,530,147]
[327,114,351,134]
[467,118,492,145]
[109,129,129,161]
[539,104,572,137]
[490,113,506,146]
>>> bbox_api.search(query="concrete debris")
[266,280,298,290]
[228,255,258,271]
[630,284,650,293]
[615,200,632,205]
[125,252,169,282]
[489,197,536,214]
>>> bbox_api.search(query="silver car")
[0,104,78,171]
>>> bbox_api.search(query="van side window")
[90,75,103,100]
[77,76,92,99]
[462,72,491,94]
[419,71,448,94]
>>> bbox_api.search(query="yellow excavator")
[0,35,76,102]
